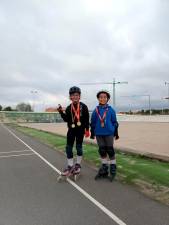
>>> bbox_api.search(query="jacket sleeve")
[83,104,90,130]
[90,109,97,135]
[110,108,119,136]
[114,121,119,137]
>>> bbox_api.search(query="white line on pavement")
[0,153,35,159]
[2,124,127,225]
[0,150,32,154]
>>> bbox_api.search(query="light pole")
[162,96,169,115]
[165,82,169,108]
[161,97,167,115]
[30,90,38,112]
[80,78,128,108]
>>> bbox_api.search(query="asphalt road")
[0,123,169,225]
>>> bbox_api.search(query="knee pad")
[98,147,107,158]
[66,145,73,159]
[107,146,115,159]
[76,144,83,156]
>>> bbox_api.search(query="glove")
[85,129,90,138]
[57,104,63,113]
[115,134,119,140]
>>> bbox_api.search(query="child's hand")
[90,129,95,139]
[85,129,90,138]
[115,135,119,140]
[57,104,63,113]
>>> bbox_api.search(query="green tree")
[16,103,32,112]
[3,106,13,111]
[0,105,2,111]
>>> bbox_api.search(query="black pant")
[66,128,85,159]
[96,135,115,159]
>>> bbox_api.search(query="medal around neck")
[71,103,81,128]
[71,124,75,128]
[77,121,81,126]
[96,106,108,128]
[101,121,105,127]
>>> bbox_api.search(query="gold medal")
[101,121,105,127]
[77,121,81,126]
[71,124,75,128]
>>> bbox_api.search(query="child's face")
[98,93,108,105]
[70,93,80,104]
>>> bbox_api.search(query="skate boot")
[57,165,74,182]
[73,163,81,174]
[61,165,74,176]
[72,163,81,181]
[95,164,108,180]
[109,164,116,182]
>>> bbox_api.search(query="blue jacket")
[90,104,118,136]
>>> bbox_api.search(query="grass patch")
[14,125,169,205]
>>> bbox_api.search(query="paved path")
[19,122,169,161]
[0,123,169,225]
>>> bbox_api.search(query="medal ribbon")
[96,106,108,125]
[71,103,80,123]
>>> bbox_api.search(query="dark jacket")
[59,102,89,130]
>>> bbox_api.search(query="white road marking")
[0,153,35,159]
[2,124,127,225]
[0,150,32,155]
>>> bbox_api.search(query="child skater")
[90,90,119,181]
[57,86,90,176]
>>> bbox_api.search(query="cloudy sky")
[0,0,169,111]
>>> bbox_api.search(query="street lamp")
[80,78,128,108]
[30,90,38,111]
[165,82,169,108]
[161,96,169,115]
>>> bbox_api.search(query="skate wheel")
[109,174,116,182]
[73,173,80,181]
[57,176,62,182]
[95,174,99,180]
[74,175,77,181]
[109,177,113,182]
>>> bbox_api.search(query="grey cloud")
[0,0,169,111]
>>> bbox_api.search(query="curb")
[84,140,169,163]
